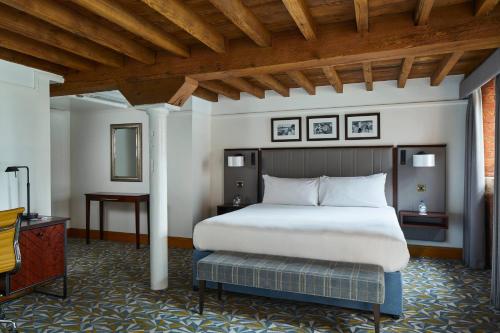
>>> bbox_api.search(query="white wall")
[51,96,212,238]
[210,76,467,248]
[50,109,71,218]
[0,60,61,216]
[68,99,150,234]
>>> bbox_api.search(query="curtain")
[464,89,486,269]
[492,75,500,308]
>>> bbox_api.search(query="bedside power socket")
[236,181,244,188]
[416,184,426,192]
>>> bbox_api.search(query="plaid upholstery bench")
[197,251,385,333]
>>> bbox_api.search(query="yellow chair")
[0,207,24,332]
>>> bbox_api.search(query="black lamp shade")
[5,166,19,172]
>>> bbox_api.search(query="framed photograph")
[345,113,380,140]
[306,115,339,141]
[271,117,301,142]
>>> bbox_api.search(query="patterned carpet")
[2,239,500,332]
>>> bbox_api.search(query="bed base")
[192,250,403,317]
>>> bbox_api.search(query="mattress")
[193,203,410,272]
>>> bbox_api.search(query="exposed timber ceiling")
[0,0,498,106]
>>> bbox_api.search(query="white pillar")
[146,106,170,290]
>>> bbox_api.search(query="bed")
[192,146,409,316]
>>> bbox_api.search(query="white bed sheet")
[193,203,409,272]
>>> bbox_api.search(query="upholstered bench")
[197,251,385,332]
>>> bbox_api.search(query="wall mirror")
[111,123,142,182]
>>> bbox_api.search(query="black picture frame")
[344,113,381,140]
[271,117,302,142]
[306,115,340,141]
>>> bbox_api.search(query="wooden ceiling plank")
[193,87,219,102]
[398,56,415,88]
[208,0,271,47]
[58,4,500,92]
[168,77,199,106]
[199,80,240,100]
[141,0,225,53]
[476,0,500,16]
[73,0,188,58]
[0,29,95,71]
[354,0,369,33]
[282,0,316,40]
[287,70,315,94]
[223,77,265,98]
[253,74,289,97]
[414,0,435,25]
[362,62,373,91]
[0,0,155,64]
[0,46,69,75]
[322,66,343,93]
[0,5,123,67]
[431,51,464,86]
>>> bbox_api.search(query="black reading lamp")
[4,166,38,220]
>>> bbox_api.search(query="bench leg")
[373,304,381,333]
[199,280,205,315]
[217,282,222,301]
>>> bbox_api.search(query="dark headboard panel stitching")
[259,146,396,207]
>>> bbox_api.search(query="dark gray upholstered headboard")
[259,146,395,206]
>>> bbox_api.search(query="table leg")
[146,198,150,246]
[374,304,381,333]
[86,197,90,245]
[99,201,104,240]
[135,200,140,249]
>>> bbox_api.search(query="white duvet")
[193,203,410,272]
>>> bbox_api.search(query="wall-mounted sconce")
[413,152,435,168]
[227,155,245,167]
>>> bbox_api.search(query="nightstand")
[217,204,248,215]
[399,210,448,242]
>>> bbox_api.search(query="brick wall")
[482,79,496,177]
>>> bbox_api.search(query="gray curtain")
[464,89,486,269]
[492,75,500,308]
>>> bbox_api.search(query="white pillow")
[319,173,388,207]
[262,175,319,206]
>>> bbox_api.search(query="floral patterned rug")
[2,239,500,332]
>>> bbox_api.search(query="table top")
[399,210,448,218]
[21,216,69,231]
[86,192,149,196]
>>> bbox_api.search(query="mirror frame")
[110,123,142,182]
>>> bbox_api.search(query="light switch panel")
[417,184,426,192]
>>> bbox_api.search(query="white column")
[146,106,170,290]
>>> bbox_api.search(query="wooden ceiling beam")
[118,77,187,105]
[73,0,189,58]
[58,4,500,93]
[199,81,240,100]
[476,0,499,16]
[0,5,123,67]
[208,0,271,47]
[0,0,155,64]
[282,0,316,40]
[223,77,265,98]
[51,79,118,97]
[141,0,225,53]
[431,51,464,86]
[398,56,415,88]
[322,66,343,93]
[354,0,369,33]
[0,29,95,71]
[287,70,315,95]
[168,77,199,106]
[193,87,219,102]
[0,46,69,75]
[414,0,435,25]
[362,62,373,91]
[253,74,289,97]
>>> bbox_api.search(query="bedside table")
[399,210,449,229]
[217,204,248,215]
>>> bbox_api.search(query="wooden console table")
[2,216,68,298]
[85,192,150,249]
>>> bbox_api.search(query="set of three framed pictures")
[271,113,381,142]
